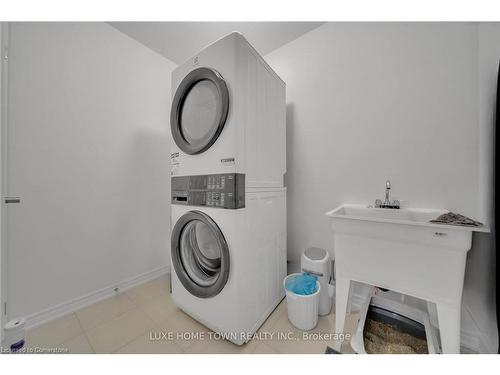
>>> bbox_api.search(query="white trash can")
[2,317,26,353]
[301,247,334,316]
[283,273,321,331]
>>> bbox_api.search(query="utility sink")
[326,204,489,232]
[325,204,488,354]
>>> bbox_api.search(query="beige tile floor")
[22,276,359,354]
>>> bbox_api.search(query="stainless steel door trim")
[171,210,230,298]
[170,67,229,155]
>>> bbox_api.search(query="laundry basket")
[283,273,321,330]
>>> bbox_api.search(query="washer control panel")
[172,173,245,209]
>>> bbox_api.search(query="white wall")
[0,22,4,341]
[265,22,496,352]
[460,22,499,353]
[5,23,176,321]
[266,22,481,260]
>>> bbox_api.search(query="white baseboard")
[24,265,169,330]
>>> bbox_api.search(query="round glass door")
[171,211,230,298]
[170,67,229,155]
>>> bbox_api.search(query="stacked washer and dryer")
[169,32,287,345]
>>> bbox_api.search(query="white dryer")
[170,176,286,345]
[170,32,286,189]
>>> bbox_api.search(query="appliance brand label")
[220,157,235,166]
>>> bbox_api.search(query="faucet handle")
[386,180,391,189]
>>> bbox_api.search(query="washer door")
[171,210,230,298]
[170,67,229,155]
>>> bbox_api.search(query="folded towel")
[430,212,483,227]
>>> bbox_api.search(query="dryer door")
[171,210,230,298]
[171,67,229,155]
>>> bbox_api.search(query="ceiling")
[108,22,325,64]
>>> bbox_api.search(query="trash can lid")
[4,318,26,330]
[304,247,328,261]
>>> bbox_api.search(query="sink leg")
[427,301,439,329]
[436,302,461,354]
[334,276,351,352]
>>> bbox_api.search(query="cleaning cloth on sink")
[430,212,483,227]
[285,273,318,295]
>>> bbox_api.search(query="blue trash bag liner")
[285,273,318,295]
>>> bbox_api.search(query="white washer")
[170,188,286,345]
[170,32,286,189]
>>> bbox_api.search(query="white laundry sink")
[327,204,488,232]
[325,204,488,354]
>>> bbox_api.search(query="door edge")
[0,21,10,342]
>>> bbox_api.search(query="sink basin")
[325,203,488,354]
[326,204,488,232]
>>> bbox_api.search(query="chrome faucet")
[384,180,391,205]
[375,180,400,209]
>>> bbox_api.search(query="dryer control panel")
[171,173,245,209]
